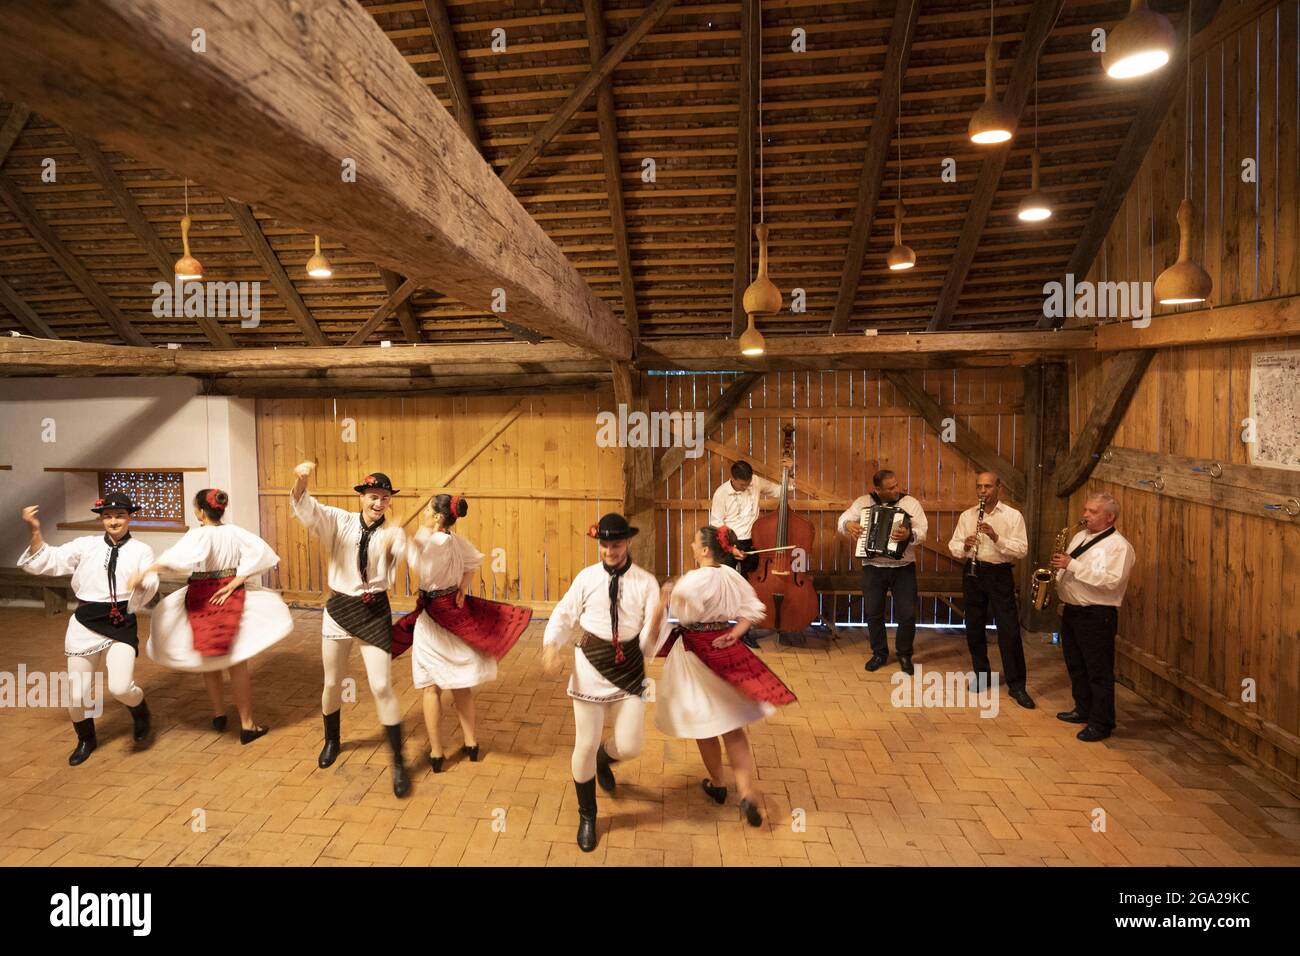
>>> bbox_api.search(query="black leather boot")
[69,718,96,766]
[575,777,598,852]
[384,723,411,798]
[127,699,151,743]
[318,710,341,768]
[595,743,617,794]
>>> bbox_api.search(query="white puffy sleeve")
[233,526,280,578]
[406,529,459,585]
[456,534,484,572]
[543,572,587,650]
[290,492,343,542]
[154,528,211,572]
[18,538,86,577]
[720,565,768,624]
[127,543,159,613]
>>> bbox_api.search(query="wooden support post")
[1022,362,1070,631]
[1054,349,1155,497]
[612,361,657,576]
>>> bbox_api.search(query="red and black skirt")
[659,622,797,706]
[186,569,245,657]
[392,586,533,660]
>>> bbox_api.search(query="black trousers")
[722,537,758,578]
[961,563,1026,692]
[861,562,917,657]
[1060,603,1118,730]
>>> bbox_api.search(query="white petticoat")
[144,586,294,673]
[410,612,497,690]
[653,640,774,739]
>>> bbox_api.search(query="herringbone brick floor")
[0,606,1296,867]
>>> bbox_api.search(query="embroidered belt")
[189,568,237,581]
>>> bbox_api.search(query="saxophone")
[1030,521,1084,610]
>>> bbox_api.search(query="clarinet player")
[948,473,1034,709]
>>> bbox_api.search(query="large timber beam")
[1093,293,1300,349]
[927,0,1066,331]
[1053,349,1155,497]
[829,0,920,334]
[0,0,632,359]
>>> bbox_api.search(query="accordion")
[855,503,912,560]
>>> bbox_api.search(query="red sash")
[185,576,246,657]
[661,625,797,706]
[393,589,532,661]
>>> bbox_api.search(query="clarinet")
[965,495,986,577]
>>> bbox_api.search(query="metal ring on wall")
[1207,462,1223,479]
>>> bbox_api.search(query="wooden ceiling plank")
[829,0,920,334]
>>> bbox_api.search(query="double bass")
[749,425,819,636]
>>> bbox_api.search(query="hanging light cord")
[1184,3,1192,200]
[897,0,918,207]
[758,0,764,226]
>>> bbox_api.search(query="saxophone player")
[948,473,1034,709]
[1051,492,1135,742]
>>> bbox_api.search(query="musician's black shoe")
[701,779,727,805]
[864,654,888,672]
[897,655,914,675]
[1076,724,1112,743]
[595,744,617,794]
[1056,710,1089,724]
[742,633,761,650]
[1010,689,1036,709]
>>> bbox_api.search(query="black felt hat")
[354,472,400,495]
[91,491,141,514]
[586,512,639,541]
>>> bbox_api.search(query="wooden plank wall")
[1071,0,1300,792]
[650,369,1025,626]
[253,391,623,612]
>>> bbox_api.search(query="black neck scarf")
[358,514,386,588]
[103,532,132,623]
[603,556,634,663]
[1069,526,1115,559]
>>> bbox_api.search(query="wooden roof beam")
[0,103,30,165]
[0,0,631,360]
[224,201,330,347]
[926,0,1066,332]
[829,0,920,334]
[499,0,679,187]
[421,0,482,151]
[377,268,424,344]
[1053,349,1154,496]
[0,274,57,338]
[0,170,148,346]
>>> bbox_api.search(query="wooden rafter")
[224,200,329,347]
[1053,349,1155,497]
[377,268,424,344]
[0,103,30,165]
[730,0,757,338]
[883,370,1027,501]
[421,0,482,151]
[653,372,760,483]
[499,0,679,188]
[0,274,56,338]
[345,275,421,347]
[829,0,920,334]
[0,170,148,346]
[70,132,234,348]
[926,0,1066,332]
[584,0,638,340]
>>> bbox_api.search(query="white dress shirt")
[291,492,407,637]
[19,535,159,656]
[947,500,1029,564]
[1055,527,1135,608]
[836,494,928,567]
[708,477,782,539]
[543,561,660,702]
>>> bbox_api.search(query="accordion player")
[855,503,912,560]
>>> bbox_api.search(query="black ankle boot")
[127,699,151,743]
[595,744,617,794]
[69,718,97,766]
[384,723,410,798]
[318,710,341,768]
[575,777,598,852]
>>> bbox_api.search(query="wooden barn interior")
[0,0,1297,869]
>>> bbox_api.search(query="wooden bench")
[0,567,186,616]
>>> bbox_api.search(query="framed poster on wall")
[1248,349,1300,471]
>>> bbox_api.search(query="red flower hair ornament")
[205,489,227,510]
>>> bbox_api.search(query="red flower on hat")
[587,522,600,539]
[94,498,105,507]
[363,474,376,485]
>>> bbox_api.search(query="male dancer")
[543,513,660,852]
[291,462,411,797]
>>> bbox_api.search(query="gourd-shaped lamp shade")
[742,223,782,314]
[1017,148,1053,222]
[969,42,1016,144]
[738,312,766,356]
[306,235,333,279]
[887,203,916,270]
[1103,0,1175,79]
[1154,198,1212,304]
[173,214,203,281]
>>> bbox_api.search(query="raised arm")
[17,506,84,576]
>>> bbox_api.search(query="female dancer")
[133,489,293,743]
[393,494,531,772]
[18,492,158,764]
[652,525,797,827]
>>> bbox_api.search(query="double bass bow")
[748,425,819,636]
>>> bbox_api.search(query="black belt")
[419,585,458,600]
[972,560,1013,570]
[189,568,237,581]
[682,620,731,632]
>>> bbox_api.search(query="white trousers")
[571,695,645,782]
[65,643,143,720]
[321,638,401,726]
